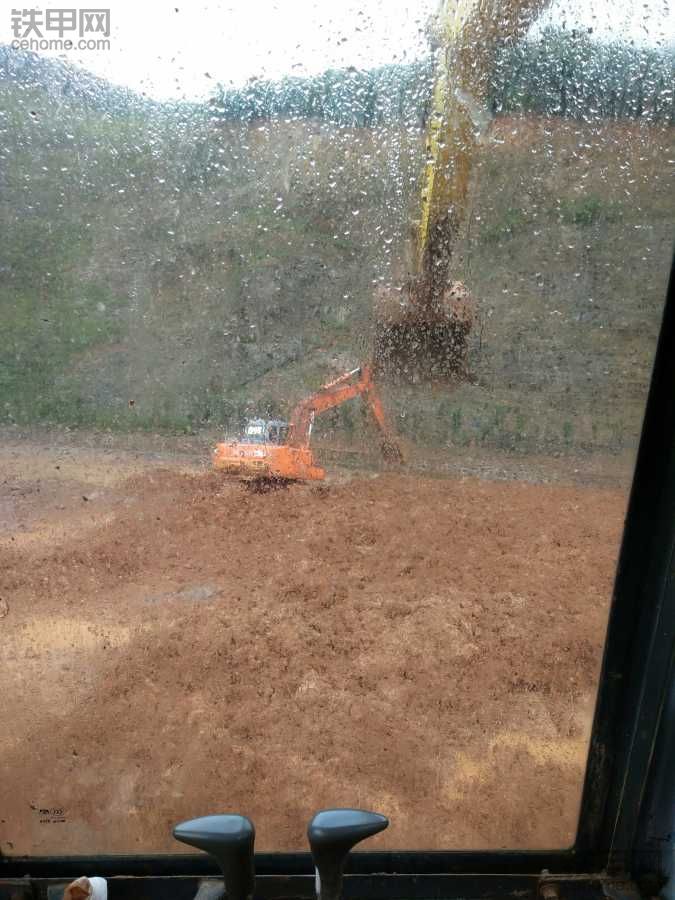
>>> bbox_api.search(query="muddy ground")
[0,436,628,854]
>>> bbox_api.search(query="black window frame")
[1,252,674,897]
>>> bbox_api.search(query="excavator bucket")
[380,438,405,464]
[373,280,474,383]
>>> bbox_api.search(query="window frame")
[1,253,674,892]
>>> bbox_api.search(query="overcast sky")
[1,0,672,100]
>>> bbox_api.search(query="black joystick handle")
[307,808,389,900]
[174,814,255,900]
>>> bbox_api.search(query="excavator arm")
[288,366,402,462]
[374,0,549,381]
[415,0,548,287]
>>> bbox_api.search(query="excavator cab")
[239,419,289,446]
[213,417,314,480]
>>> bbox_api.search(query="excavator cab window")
[242,422,266,444]
[1,0,674,881]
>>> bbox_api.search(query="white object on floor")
[63,876,108,900]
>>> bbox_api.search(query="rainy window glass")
[1,0,674,856]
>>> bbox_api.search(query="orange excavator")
[213,365,402,481]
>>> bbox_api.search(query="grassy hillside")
[1,48,673,461]
[0,101,411,421]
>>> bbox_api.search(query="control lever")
[307,808,389,900]
[173,815,255,900]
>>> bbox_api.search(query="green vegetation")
[558,196,620,227]
[480,207,530,244]
[0,37,673,458]
[208,29,675,128]
[211,61,433,127]
[492,27,675,124]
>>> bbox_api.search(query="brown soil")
[0,443,626,855]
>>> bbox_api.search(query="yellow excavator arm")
[375,0,549,381]
[416,0,549,284]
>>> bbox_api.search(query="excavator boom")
[288,366,401,461]
[414,0,547,284]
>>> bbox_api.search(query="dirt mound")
[1,466,624,854]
